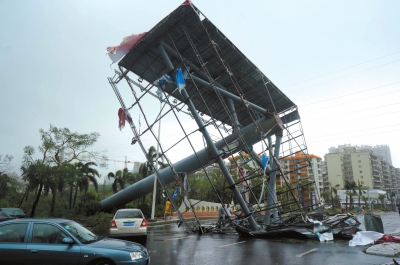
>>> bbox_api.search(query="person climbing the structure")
[164,198,172,220]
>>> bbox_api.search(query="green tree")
[76,162,99,192]
[330,183,340,209]
[72,162,100,208]
[321,190,331,205]
[344,180,357,211]
[21,125,106,217]
[138,146,166,204]
[378,194,386,209]
[356,181,364,208]
[0,155,13,174]
[21,151,52,218]
[0,173,12,199]
[361,195,369,209]
[108,168,134,193]
[0,155,14,199]
[0,172,21,200]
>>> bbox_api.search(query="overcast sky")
[1,0,400,183]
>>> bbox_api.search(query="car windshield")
[60,221,100,244]
[2,208,24,215]
[0,211,10,217]
[116,210,143,219]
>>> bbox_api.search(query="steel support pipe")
[189,75,267,115]
[180,86,261,231]
[264,129,283,225]
[100,116,283,212]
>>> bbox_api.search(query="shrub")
[75,191,101,216]
[86,212,113,237]
[136,203,151,218]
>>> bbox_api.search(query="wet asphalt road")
[138,214,400,265]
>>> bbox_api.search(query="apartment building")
[279,152,323,197]
[325,147,400,190]
[360,144,393,165]
[328,144,393,165]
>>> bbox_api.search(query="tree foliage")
[108,168,136,193]
[344,180,357,210]
[20,125,106,217]
[0,154,13,175]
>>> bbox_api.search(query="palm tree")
[21,160,52,217]
[138,146,165,204]
[356,181,364,208]
[108,168,134,193]
[361,195,369,209]
[378,194,386,210]
[140,146,165,178]
[0,172,13,199]
[76,162,100,192]
[73,162,100,207]
[344,180,357,211]
[329,183,340,209]
[321,190,331,204]
[49,164,77,216]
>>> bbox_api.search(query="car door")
[0,222,29,265]
[24,222,81,265]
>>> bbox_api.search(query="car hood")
[86,238,146,252]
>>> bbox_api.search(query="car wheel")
[91,259,115,265]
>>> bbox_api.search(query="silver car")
[109,209,147,241]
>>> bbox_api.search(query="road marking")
[165,237,186,241]
[219,241,246,248]
[296,248,318,257]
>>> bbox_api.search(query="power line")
[286,59,400,94]
[307,123,400,139]
[304,109,400,129]
[307,101,400,121]
[300,87,400,113]
[307,128,400,144]
[282,50,400,89]
[300,81,400,108]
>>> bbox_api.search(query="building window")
[359,165,362,168]
[360,176,363,178]
[360,171,362,173]
[359,160,361,163]
[361,181,364,185]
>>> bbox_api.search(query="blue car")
[0,218,150,265]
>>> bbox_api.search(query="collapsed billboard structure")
[102,1,359,238]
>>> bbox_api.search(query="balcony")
[383,178,389,183]
[373,179,381,183]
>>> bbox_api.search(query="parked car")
[0,211,14,222]
[0,208,26,218]
[324,205,332,209]
[109,209,147,241]
[0,218,150,265]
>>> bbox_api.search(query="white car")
[109,209,147,241]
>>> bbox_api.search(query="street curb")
[147,216,218,227]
